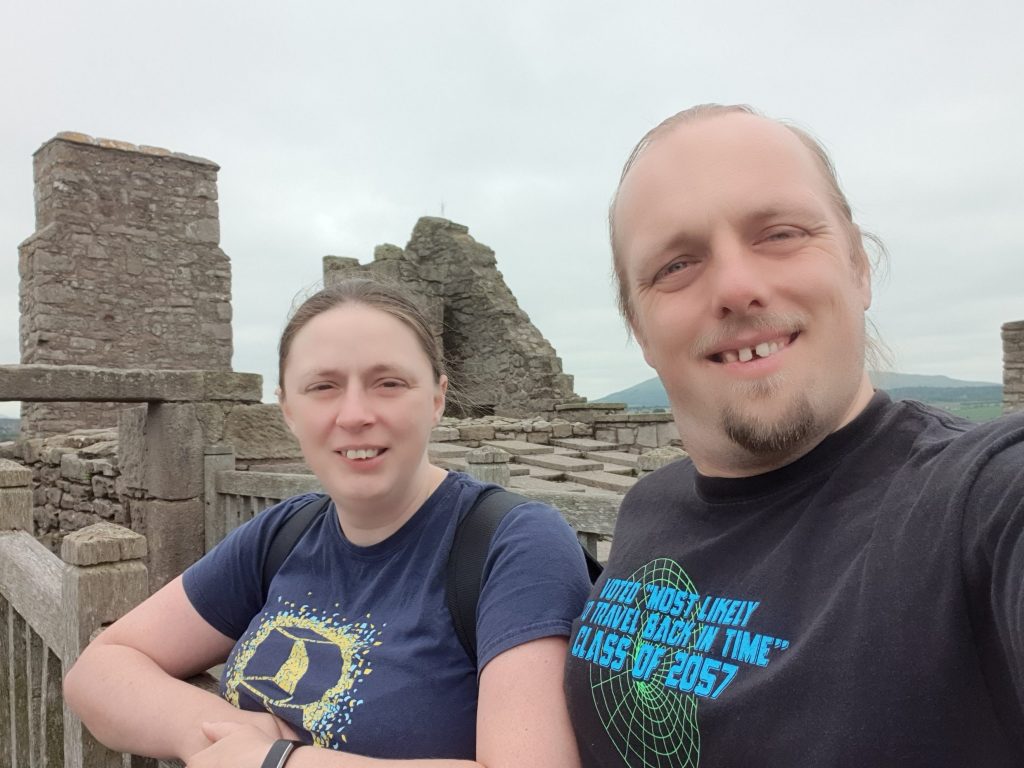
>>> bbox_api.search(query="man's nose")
[708,240,770,319]
[334,387,375,429]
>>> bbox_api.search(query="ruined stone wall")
[1003,320,1024,414]
[18,133,232,436]
[324,217,579,417]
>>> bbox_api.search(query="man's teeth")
[722,341,783,364]
[343,449,381,460]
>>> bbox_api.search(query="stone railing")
[0,458,150,768]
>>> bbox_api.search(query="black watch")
[261,739,302,768]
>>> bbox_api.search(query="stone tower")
[18,133,232,436]
[1002,320,1024,414]
[323,217,579,416]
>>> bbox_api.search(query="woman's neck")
[334,463,448,547]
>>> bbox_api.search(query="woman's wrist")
[261,738,302,768]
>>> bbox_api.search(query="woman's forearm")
[64,642,265,761]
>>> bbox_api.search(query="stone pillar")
[0,459,33,531]
[637,446,688,479]
[61,522,148,768]
[1002,321,1024,415]
[465,446,511,486]
[119,403,205,592]
[19,132,233,437]
[204,444,235,551]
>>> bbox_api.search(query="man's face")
[614,113,874,476]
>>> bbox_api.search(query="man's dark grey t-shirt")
[565,392,1024,767]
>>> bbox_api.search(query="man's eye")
[763,227,802,242]
[655,258,692,281]
[306,382,334,393]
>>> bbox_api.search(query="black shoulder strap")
[445,488,530,665]
[261,493,331,600]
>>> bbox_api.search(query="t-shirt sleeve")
[474,500,592,672]
[960,426,1024,731]
[182,493,321,639]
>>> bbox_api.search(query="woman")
[64,279,591,767]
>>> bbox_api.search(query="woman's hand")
[187,721,280,768]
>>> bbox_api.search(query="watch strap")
[261,739,301,768]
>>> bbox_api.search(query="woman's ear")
[433,375,448,424]
[277,387,297,435]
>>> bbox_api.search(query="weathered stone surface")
[323,217,578,417]
[0,488,33,530]
[428,443,471,459]
[565,470,637,493]
[129,498,204,591]
[0,458,31,487]
[583,450,639,468]
[61,521,147,566]
[637,446,688,472]
[518,454,603,472]
[466,446,511,464]
[1003,320,1024,413]
[481,439,553,456]
[60,453,94,483]
[224,404,301,461]
[551,437,622,452]
[430,426,460,442]
[0,366,260,404]
[457,424,496,441]
[19,134,232,436]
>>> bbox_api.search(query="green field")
[939,403,1004,422]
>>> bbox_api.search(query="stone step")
[552,446,582,457]
[428,442,471,459]
[435,457,528,476]
[584,450,639,468]
[526,466,564,481]
[518,454,604,473]
[551,438,623,452]
[601,463,635,476]
[565,470,637,493]
[508,476,593,494]
[481,439,554,456]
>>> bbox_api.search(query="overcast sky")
[2,1,1022,419]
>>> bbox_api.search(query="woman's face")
[278,303,446,511]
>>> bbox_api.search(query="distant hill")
[597,372,1003,421]
[0,418,19,441]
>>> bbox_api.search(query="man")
[564,104,1024,767]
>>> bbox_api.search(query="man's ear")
[277,387,297,435]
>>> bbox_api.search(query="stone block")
[616,428,637,446]
[481,439,553,456]
[61,521,147,566]
[61,453,95,483]
[656,421,680,446]
[0,458,31,488]
[0,487,33,530]
[129,498,204,591]
[550,422,573,439]
[224,404,301,461]
[430,426,460,442]
[458,424,496,441]
[466,446,511,464]
[638,446,688,473]
[118,405,148,490]
[43,445,75,465]
[636,425,659,449]
[145,403,204,500]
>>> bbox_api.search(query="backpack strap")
[445,488,531,665]
[261,493,332,601]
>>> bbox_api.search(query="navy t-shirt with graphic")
[183,471,590,759]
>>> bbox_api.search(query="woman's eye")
[378,379,407,389]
